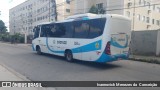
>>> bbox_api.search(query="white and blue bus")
[32,13,131,63]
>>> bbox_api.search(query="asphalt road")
[0,42,160,90]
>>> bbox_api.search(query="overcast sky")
[0,0,26,29]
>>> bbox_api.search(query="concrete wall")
[131,30,158,55]
[156,30,160,56]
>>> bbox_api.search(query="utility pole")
[54,0,57,21]
[49,0,51,22]
[132,0,136,31]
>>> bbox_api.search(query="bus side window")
[73,20,89,38]
[54,23,66,37]
[62,22,74,38]
[88,18,106,38]
[33,26,40,39]
[40,25,47,37]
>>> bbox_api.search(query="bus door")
[38,26,48,53]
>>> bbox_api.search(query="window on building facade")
[142,16,145,22]
[66,0,70,4]
[152,19,155,24]
[126,11,130,17]
[156,20,160,26]
[127,2,132,8]
[147,2,150,9]
[66,9,70,13]
[137,14,141,21]
[139,0,142,5]
[147,10,151,14]
[96,3,103,9]
[157,7,160,13]
[146,17,150,23]
[147,25,151,29]
[153,5,156,11]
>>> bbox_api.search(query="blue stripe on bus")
[72,40,102,53]
[46,37,102,54]
[96,53,128,63]
[45,37,128,63]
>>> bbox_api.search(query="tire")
[36,46,42,55]
[65,50,74,62]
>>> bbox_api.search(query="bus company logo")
[95,43,100,49]
[2,82,11,87]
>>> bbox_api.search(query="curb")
[129,57,160,64]
[0,63,30,81]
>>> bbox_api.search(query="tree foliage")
[0,20,7,33]
[89,5,98,14]
[89,5,106,14]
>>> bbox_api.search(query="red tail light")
[105,42,111,55]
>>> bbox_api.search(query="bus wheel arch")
[65,49,74,62]
[36,45,42,55]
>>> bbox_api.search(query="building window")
[66,9,70,13]
[127,2,132,8]
[66,0,70,4]
[147,2,150,9]
[146,17,150,23]
[126,11,130,17]
[153,5,156,10]
[96,3,103,9]
[157,7,160,12]
[156,20,160,26]
[137,14,141,21]
[139,0,142,5]
[152,19,155,24]
[142,16,145,22]
[147,25,151,30]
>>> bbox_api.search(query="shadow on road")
[35,53,121,70]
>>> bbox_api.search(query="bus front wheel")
[65,50,74,62]
[36,46,42,55]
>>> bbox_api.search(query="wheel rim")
[66,52,72,61]
[67,54,71,60]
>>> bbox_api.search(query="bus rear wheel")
[36,46,42,55]
[65,50,74,62]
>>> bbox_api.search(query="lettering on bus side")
[74,42,80,45]
[57,41,67,44]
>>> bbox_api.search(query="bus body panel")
[44,37,103,61]
[109,17,131,58]
[32,14,131,63]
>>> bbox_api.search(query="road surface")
[0,42,159,90]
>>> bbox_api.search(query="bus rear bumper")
[96,53,129,63]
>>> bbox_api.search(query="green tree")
[89,5,98,14]
[0,20,7,33]
[89,5,106,14]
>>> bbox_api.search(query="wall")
[156,30,160,56]
[131,30,158,55]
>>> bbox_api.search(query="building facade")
[9,0,56,35]
[9,0,160,35]
[72,0,160,31]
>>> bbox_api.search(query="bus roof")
[36,13,130,26]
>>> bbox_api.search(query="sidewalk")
[129,55,160,64]
[0,64,55,90]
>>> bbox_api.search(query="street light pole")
[132,0,136,31]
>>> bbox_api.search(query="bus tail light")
[105,42,111,55]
